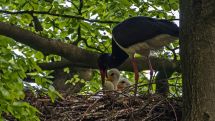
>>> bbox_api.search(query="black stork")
[98,16,179,95]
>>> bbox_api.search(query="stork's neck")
[109,51,129,68]
[109,39,129,68]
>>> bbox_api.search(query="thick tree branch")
[0,22,180,72]
[38,57,180,72]
[0,22,98,68]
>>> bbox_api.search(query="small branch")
[167,0,175,16]
[72,0,83,45]
[68,0,79,11]
[72,25,82,45]
[0,10,119,24]
[78,0,83,15]
[82,38,104,53]
[165,45,179,61]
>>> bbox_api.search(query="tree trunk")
[180,0,215,120]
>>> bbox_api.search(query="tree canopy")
[0,0,180,120]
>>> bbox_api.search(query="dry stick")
[129,107,135,121]
[80,90,121,120]
[143,99,165,121]
[166,99,178,121]
[149,99,164,114]
[149,111,165,121]
[119,97,150,120]
[79,98,102,121]
[114,105,136,120]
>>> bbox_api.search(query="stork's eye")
[111,73,114,76]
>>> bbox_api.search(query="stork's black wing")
[112,16,179,48]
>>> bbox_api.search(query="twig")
[166,99,178,121]
[0,10,120,24]
[82,38,104,53]
[142,99,164,121]
[165,45,179,61]
[79,98,102,121]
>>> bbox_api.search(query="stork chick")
[107,68,120,90]
[103,81,114,91]
[117,78,131,92]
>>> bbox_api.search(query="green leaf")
[48,85,63,102]
[35,51,44,60]
[0,87,10,99]
[64,67,70,73]
[0,35,15,47]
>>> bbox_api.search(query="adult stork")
[98,16,179,95]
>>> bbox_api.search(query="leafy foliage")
[0,36,39,120]
[0,36,60,120]
[0,0,180,120]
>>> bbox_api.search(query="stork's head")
[117,78,131,91]
[98,53,111,85]
[107,68,120,83]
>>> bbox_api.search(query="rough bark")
[180,0,215,120]
[0,22,98,68]
[0,22,180,72]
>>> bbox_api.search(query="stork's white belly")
[113,34,178,56]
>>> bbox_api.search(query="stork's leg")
[100,69,106,91]
[147,56,153,93]
[131,55,139,96]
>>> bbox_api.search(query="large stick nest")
[11,90,182,121]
